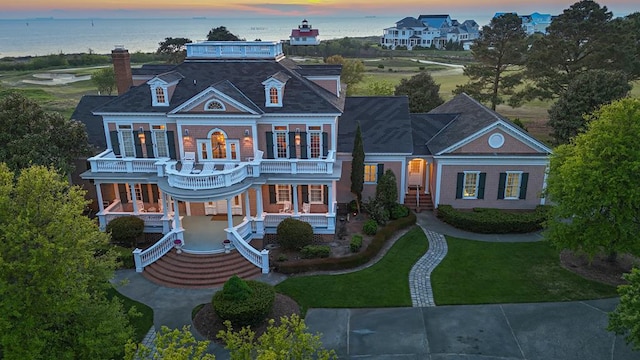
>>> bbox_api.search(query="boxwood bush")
[350,235,363,253]
[363,219,378,235]
[276,211,416,274]
[300,245,331,259]
[436,205,551,233]
[390,204,410,219]
[106,216,144,247]
[277,218,313,250]
[212,277,275,327]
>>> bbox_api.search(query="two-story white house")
[381,14,480,50]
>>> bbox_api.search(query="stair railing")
[133,229,183,272]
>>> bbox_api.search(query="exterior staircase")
[404,190,434,213]
[141,249,262,289]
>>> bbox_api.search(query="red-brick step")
[141,249,262,289]
[404,192,434,212]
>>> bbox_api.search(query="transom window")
[155,87,166,103]
[463,172,480,199]
[505,172,522,199]
[205,100,225,111]
[276,184,291,204]
[309,185,323,204]
[269,87,279,104]
[118,125,135,157]
[364,164,377,183]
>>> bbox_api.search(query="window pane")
[270,87,279,104]
[310,184,323,203]
[505,173,521,198]
[464,173,477,198]
[364,164,376,182]
[154,130,168,157]
[121,130,135,157]
[276,184,290,203]
[276,132,287,158]
[310,132,321,158]
[211,131,226,159]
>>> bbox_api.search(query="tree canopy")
[325,55,365,95]
[360,81,395,96]
[454,13,527,110]
[92,66,116,95]
[0,164,133,359]
[157,37,192,64]
[207,26,243,41]
[0,92,91,174]
[608,267,640,350]
[547,69,631,144]
[394,72,444,113]
[544,98,640,261]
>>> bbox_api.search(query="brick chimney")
[111,46,133,95]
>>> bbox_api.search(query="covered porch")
[180,215,244,254]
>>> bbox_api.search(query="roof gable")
[170,81,262,115]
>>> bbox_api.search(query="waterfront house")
[494,12,552,35]
[289,19,320,45]
[381,14,480,50]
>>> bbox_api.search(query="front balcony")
[88,149,167,173]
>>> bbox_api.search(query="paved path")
[409,227,448,307]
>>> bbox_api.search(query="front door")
[408,159,423,189]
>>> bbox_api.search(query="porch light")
[295,134,300,145]
[244,129,250,137]
[184,129,189,136]
[137,131,145,144]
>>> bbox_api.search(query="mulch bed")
[559,250,640,286]
[193,293,301,342]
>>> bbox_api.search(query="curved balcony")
[166,161,258,190]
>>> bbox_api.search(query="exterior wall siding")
[453,129,540,154]
[337,158,404,203]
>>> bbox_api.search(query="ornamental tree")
[608,268,640,350]
[350,122,364,214]
[0,164,133,359]
[544,98,640,262]
[125,325,215,360]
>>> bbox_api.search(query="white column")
[130,183,138,213]
[173,198,182,230]
[95,183,104,212]
[185,201,191,216]
[244,191,251,218]
[425,161,430,194]
[226,198,233,229]
[328,182,334,215]
[114,184,120,201]
[256,187,264,216]
[292,184,299,215]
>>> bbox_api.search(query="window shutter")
[519,173,529,199]
[323,185,328,205]
[300,132,308,159]
[498,173,506,200]
[288,132,296,158]
[478,173,486,199]
[110,131,121,156]
[322,132,328,157]
[151,184,159,203]
[266,131,274,159]
[455,173,464,199]
[166,131,176,159]
[144,130,154,158]
[268,185,276,204]
[141,185,150,203]
[118,184,128,204]
[133,131,143,158]
[301,185,309,202]
[377,164,384,183]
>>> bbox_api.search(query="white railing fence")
[133,229,183,272]
[225,227,269,274]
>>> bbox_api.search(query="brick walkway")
[409,226,448,307]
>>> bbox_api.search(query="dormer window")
[151,85,169,106]
[155,87,166,103]
[269,87,279,105]
[262,73,289,108]
[205,100,225,111]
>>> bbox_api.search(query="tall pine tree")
[350,123,364,214]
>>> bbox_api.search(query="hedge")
[275,211,416,274]
[436,205,551,234]
[300,245,331,259]
[212,280,275,327]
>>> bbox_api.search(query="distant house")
[289,19,320,45]
[381,14,480,50]
[494,12,552,35]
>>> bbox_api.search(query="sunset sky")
[1,0,637,19]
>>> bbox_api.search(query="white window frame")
[308,126,322,159]
[276,184,291,204]
[309,184,323,204]
[274,126,288,159]
[152,125,169,158]
[364,163,377,184]
[504,171,523,200]
[197,139,210,162]
[204,99,225,111]
[118,124,135,158]
[463,171,480,199]
[152,86,169,106]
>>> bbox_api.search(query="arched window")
[205,100,225,111]
[210,131,226,159]
[269,87,279,104]
[155,87,165,103]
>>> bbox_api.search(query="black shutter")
[323,185,328,205]
[141,185,150,203]
[301,185,309,202]
[133,131,143,158]
[110,131,121,156]
[478,173,486,199]
[455,173,464,199]
[151,184,158,203]
[288,132,296,158]
[322,132,328,157]
[519,173,529,199]
[377,164,384,183]
[498,173,506,200]
[268,185,276,204]
[266,131,274,159]
[118,184,129,204]
[144,130,154,158]
[300,132,308,159]
[166,131,176,159]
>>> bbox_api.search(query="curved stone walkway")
[409,226,448,307]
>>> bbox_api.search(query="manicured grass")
[106,287,154,342]
[431,237,618,305]
[275,226,428,312]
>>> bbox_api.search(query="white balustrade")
[260,151,335,175]
[263,213,329,229]
[88,149,167,173]
[103,211,165,228]
[225,226,269,274]
[133,230,182,272]
[166,162,254,190]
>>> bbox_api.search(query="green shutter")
[118,184,128,204]
[133,131,143,158]
[141,185,150,203]
[151,184,159,203]
[110,131,121,156]
[498,173,506,200]
[519,173,529,199]
[266,131,274,159]
[323,185,328,205]
[377,164,384,183]
[478,173,486,199]
[268,185,276,204]
[144,130,154,157]
[300,132,308,159]
[455,173,464,199]
[288,132,296,158]
[301,185,309,202]
[166,131,176,159]
[322,132,329,157]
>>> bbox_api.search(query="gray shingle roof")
[132,64,176,76]
[210,80,262,114]
[296,64,342,76]
[396,17,425,28]
[338,97,413,154]
[95,57,343,114]
[71,95,117,150]
[155,71,184,84]
[410,113,457,155]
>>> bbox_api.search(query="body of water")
[0,17,402,58]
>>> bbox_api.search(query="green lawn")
[106,287,154,342]
[431,237,618,305]
[275,226,428,313]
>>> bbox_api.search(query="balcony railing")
[88,149,167,173]
[260,151,335,174]
[165,162,259,190]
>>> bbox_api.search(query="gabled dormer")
[262,72,290,108]
[147,71,183,107]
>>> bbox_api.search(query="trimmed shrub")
[221,275,253,301]
[364,198,390,225]
[390,204,410,220]
[436,205,551,233]
[350,235,363,252]
[300,245,331,259]
[277,218,313,250]
[213,279,275,327]
[377,64,384,69]
[363,219,378,235]
[419,66,425,70]
[106,216,144,247]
